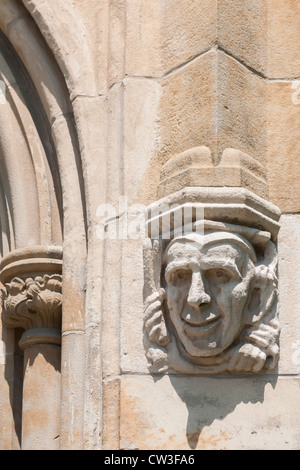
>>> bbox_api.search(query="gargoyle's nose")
[187,271,211,308]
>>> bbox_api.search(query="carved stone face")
[164,234,255,358]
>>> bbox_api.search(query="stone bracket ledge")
[147,187,281,242]
[158,147,268,200]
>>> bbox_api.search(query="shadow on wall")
[164,372,278,450]
[3,328,24,448]
[3,326,61,449]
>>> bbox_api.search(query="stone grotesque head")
[143,216,280,375]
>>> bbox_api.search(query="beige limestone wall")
[114,213,300,450]
[1,0,300,451]
[101,0,300,451]
[119,376,300,450]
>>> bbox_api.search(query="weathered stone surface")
[266,80,300,213]
[218,0,268,76]
[218,52,267,165]
[219,0,300,79]
[0,327,22,450]
[265,0,300,78]
[101,237,122,378]
[277,214,300,375]
[123,77,161,204]
[120,238,148,374]
[125,0,161,77]
[159,0,217,74]
[102,379,120,450]
[22,343,61,450]
[125,0,217,77]
[1,0,300,453]
[159,51,217,163]
[120,375,300,450]
[23,0,98,99]
[59,330,85,449]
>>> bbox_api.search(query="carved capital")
[1,274,62,332]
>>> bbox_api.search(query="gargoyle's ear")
[245,241,278,326]
[143,238,163,300]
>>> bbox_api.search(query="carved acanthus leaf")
[1,274,62,330]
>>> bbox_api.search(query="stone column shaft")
[21,335,61,450]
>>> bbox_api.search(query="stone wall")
[0,0,300,451]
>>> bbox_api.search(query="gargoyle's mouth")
[183,311,219,327]
[183,316,221,338]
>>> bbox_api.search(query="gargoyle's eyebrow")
[164,259,196,281]
[200,257,242,280]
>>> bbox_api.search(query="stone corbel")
[143,147,281,375]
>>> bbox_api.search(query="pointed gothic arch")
[0,0,92,450]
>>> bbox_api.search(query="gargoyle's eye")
[172,269,192,284]
[205,268,232,284]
